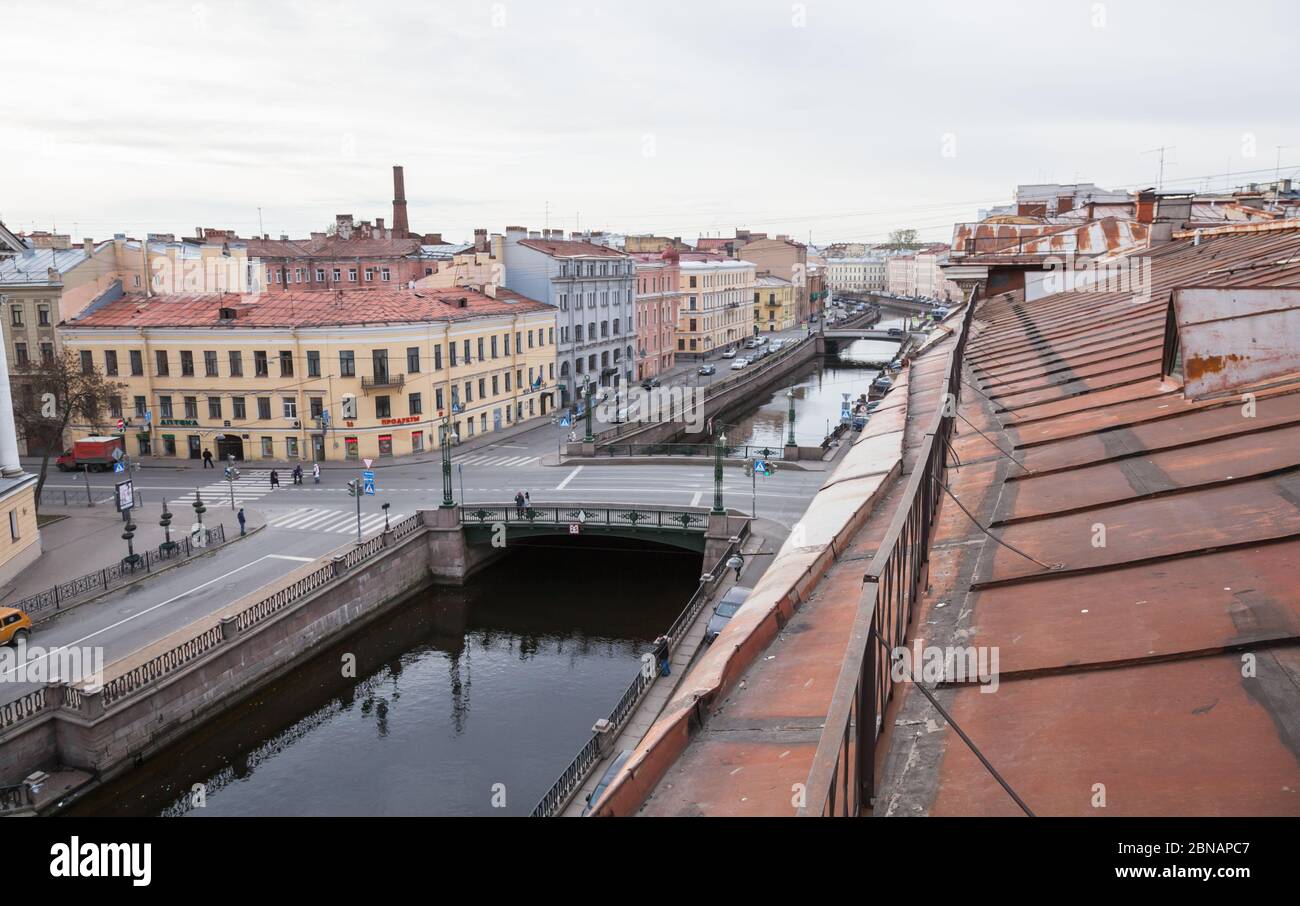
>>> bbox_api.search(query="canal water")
[718,331,904,449]
[67,537,700,817]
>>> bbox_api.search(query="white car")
[730,358,749,370]
[721,349,737,359]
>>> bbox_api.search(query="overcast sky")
[3,0,1297,246]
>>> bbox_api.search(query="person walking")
[202,449,214,469]
[269,469,280,490]
[292,464,303,485]
[312,463,321,484]
[514,490,525,518]
[237,507,246,536]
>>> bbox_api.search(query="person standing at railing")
[514,490,525,517]
[654,635,671,677]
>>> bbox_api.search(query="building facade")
[736,236,810,323]
[632,251,681,380]
[58,286,558,463]
[825,256,887,293]
[0,315,40,587]
[496,227,635,408]
[676,257,757,355]
[753,273,795,332]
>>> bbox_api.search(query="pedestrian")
[270,469,280,490]
[524,490,531,508]
[514,490,525,517]
[654,635,671,677]
[237,507,246,536]
[312,463,321,484]
[202,449,213,469]
[292,464,303,485]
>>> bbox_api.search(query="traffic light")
[224,466,240,481]
[347,479,360,498]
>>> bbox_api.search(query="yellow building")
[753,273,795,332]
[0,316,40,586]
[676,257,756,355]
[58,285,558,463]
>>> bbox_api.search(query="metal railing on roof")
[798,288,978,817]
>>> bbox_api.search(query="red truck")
[55,436,125,472]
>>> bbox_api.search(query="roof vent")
[1167,287,1300,398]
[458,297,469,308]
[219,307,237,322]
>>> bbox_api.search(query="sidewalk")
[0,500,265,607]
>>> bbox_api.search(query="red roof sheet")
[516,238,627,258]
[65,287,551,329]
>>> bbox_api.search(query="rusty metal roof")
[873,222,1300,816]
[951,216,1150,261]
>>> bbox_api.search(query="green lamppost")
[786,387,797,447]
[712,430,726,515]
[192,490,206,546]
[583,379,595,443]
[440,415,457,508]
[122,516,141,569]
[159,498,177,557]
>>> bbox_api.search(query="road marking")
[2,554,318,679]
[691,491,702,507]
[555,466,583,490]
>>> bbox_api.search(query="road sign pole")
[84,464,93,507]
[355,477,362,543]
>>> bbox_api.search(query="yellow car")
[0,607,32,646]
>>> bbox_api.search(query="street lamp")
[382,501,391,532]
[583,379,595,443]
[712,430,726,515]
[122,516,141,569]
[786,387,797,447]
[159,498,177,557]
[440,415,458,509]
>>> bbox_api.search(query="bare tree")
[886,228,922,250]
[12,348,126,507]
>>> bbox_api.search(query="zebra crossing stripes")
[193,469,277,505]
[266,507,406,536]
[455,454,541,468]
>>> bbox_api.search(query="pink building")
[633,249,681,380]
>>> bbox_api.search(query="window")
[309,397,323,419]
[341,395,357,419]
[348,268,358,282]
[490,336,498,358]
[375,396,391,419]
[204,351,218,377]
[36,305,50,326]
[232,397,246,419]
[257,397,271,420]
[109,396,123,418]
[80,350,93,374]
[262,437,274,458]
[365,267,374,282]
[9,510,18,542]
[372,349,389,382]
[340,350,355,377]
[316,268,326,282]
[332,268,342,282]
[130,350,144,376]
[548,328,554,345]
[180,350,194,376]
[155,350,170,376]
[381,267,391,281]
[464,381,472,403]
[307,350,321,378]
[159,396,174,419]
[477,337,485,361]
[463,339,471,363]
[344,437,359,460]
[229,350,243,377]
[286,436,299,458]
[134,396,147,418]
[254,351,268,377]
[279,351,294,376]
[9,306,22,327]
[491,376,499,395]
[283,398,297,419]
[435,388,444,411]
[409,392,422,416]
[478,377,486,399]
[434,344,443,370]
[208,397,222,419]
[184,396,198,420]
[449,343,457,367]
[411,431,423,453]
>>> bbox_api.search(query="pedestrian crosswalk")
[455,454,541,468]
[265,507,407,536]
[192,468,280,506]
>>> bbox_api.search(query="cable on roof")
[959,372,1023,421]
[936,475,1057,571]
[871,626,1035,817]
[949,409,1032,473]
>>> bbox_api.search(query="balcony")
[361,373,406,393]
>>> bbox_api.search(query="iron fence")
[7,525,226,621]
[462,504,710,533]
[799,290,978,817]
[597,443,786,460]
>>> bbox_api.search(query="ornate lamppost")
[192,490,206,547]
[583,379,595,444]
[440,415,458,508]
[122,516,141,569]
[159,498,178,557]
[712,430,726,515]
[787,387,797,447]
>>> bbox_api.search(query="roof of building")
[0,245,97,286]
[63,286,551,330]
[245,235,423,260]
[755,273,792,287]
[516,238,628,259]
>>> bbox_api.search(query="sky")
[2,0,1298,247]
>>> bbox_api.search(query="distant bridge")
[822,329,907,341]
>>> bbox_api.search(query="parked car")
[697,364,717,376]
[640,377,661,390]
[0,608,33,647]
[704,586,753,644]
[887,327,904,336]
[934,306,950,319]
[730,358,749,370]
[721,348,737,359]
[581,749,634,816]
[745,339,759,349]
[756,335,769,345]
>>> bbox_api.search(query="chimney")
[83,238,95,256]
[474,228,488,253]
[1135,191,1157,225]
[392,165,410,237]
[47,266,59,284]
[377,217,385,232]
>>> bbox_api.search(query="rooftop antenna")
[258,207,264,237]
[544,200,549,231]
[1142,145,1175,190]
[1274,146,1292,209]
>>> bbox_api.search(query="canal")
[708,327,905,450]
[66,537,701,817]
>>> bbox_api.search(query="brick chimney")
[392,165,410,237]
[474,228,488,253]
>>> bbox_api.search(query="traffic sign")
[568,523,580,535]
[362,470,376,495]
[363,458,373,469]
[113,462,125,474]
[559,415,572,428]
[116,418,125,432]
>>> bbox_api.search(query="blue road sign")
[559,415,572,427]
[362,470,376,495]
[113,461,125,473]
